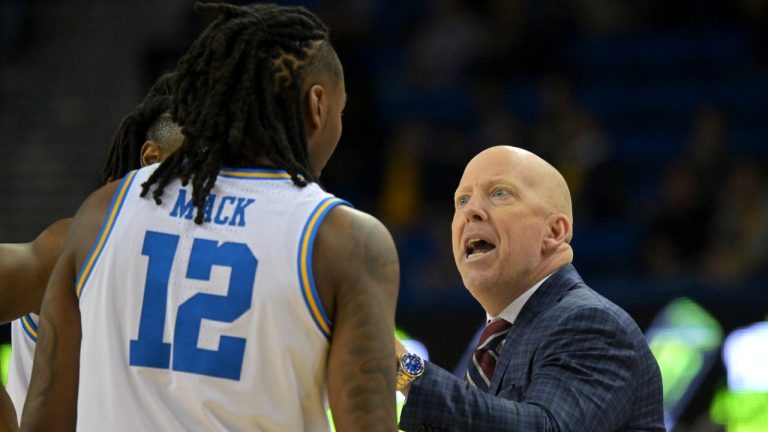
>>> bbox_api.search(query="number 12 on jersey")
[129,230,257,380]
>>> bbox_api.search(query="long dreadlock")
[101,73,175,183]
[140,2,338,224]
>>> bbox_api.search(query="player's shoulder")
[321,204,382,230]
[76,184,114,222]
[31,218,72,254]
[322,205,393,243]
[39,218,72,238]
[78,175,132,219]
[315,205,398,267]
[66,177,131,248]
[310,204,399,324]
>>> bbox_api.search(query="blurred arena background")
[1,1,767,430]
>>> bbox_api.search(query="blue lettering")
[230,198,255,227]
[170,189,195,220]
[202,194,216,223]
[214,196,237,225]
[169,190,252,227]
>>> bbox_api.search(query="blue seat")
[566,28,750,69]
[571,221,639,276]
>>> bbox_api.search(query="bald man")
[395,146,664,431]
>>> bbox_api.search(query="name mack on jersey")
[169,189,254,227]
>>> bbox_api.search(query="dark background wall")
[2,1,767,430]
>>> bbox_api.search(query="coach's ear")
[140,141,163,167]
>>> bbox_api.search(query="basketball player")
[22,3,399,432]
[1,72,182,425]
[0,72,179,322]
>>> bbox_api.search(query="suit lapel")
[488,264,585,393]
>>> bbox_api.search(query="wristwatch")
[396,352,425,391]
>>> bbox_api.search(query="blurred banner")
[710,321,768,431]
[645,297,723,430]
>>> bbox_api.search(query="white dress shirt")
[487,273,554,324]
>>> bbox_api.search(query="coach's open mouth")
[465,238,496,260]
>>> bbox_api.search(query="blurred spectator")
[687,105,731,193]
[702,161,768,286]
[475,109,525,150]
[641,105,735,281]
[378,121,429,229]
[420,127,475,208]
[562,0,640,35]
[469,74,528,151]
[533,76,578,157]
[533,76,620,221]
[403,0,483,88]
[406,210,462,297]
[737,0,768,63]
[471,0,532,78]
[641,163,712,278]
[0,0,31,60]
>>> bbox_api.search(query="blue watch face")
[402,353,424,375]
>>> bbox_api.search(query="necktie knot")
[476,318,513,351]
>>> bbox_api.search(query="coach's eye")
[492,188,510,198]
[456,195,469,207]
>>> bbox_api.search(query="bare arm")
[19,246,80,432]
[314,206,400,432]
[0,386,18,432]
[20,183,118,432]
[0,219,70,323]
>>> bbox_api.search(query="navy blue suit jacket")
[400,264,665,431]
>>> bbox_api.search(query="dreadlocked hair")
[101,73,175,183]
[140,2,335,224]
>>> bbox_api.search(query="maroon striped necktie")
[466,318,513,391]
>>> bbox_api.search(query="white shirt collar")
[487,273,554,325]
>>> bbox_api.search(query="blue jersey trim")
[76,170,138,299]
[218,167,294,181]
[297,197,351,340]
[21,314,38,342]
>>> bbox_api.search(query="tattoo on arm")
[21,253,80,431]
[30,302,60,404]
[328,213,399,431]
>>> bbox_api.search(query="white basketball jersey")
[6,314,39,424]
[76,165,347,431]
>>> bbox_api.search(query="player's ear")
[140,141,163,167]
[305,84,326,132]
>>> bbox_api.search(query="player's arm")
[0,219,70,323]
[20,182,119,432]
[314,206,400,432]
[0,386,18,432]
